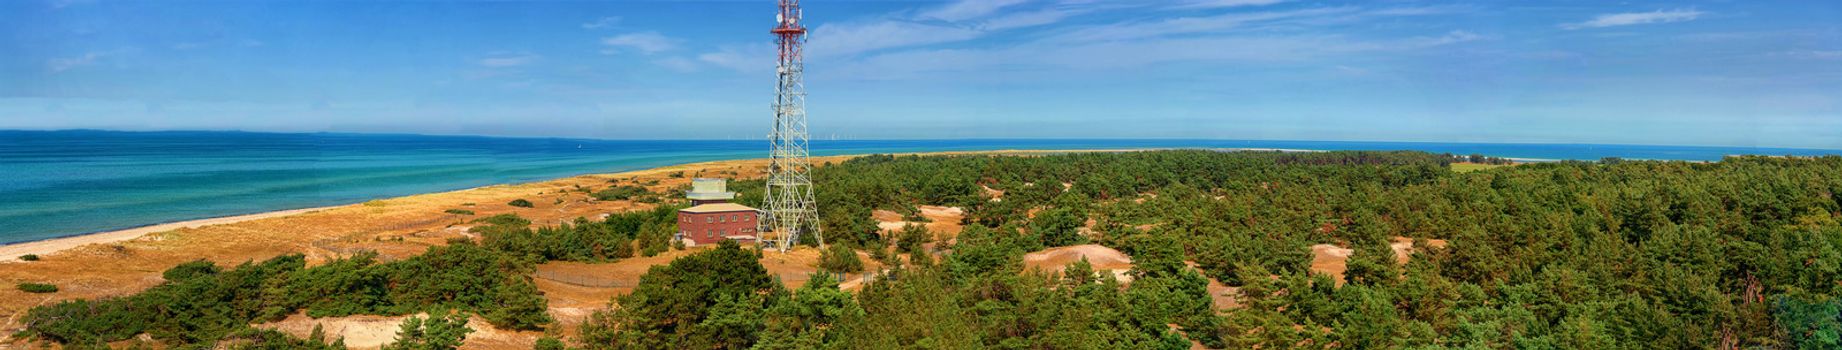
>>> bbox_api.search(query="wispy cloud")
[698,44,774,73]
[829,29,1486,81]
[1774,50,1842,60]
[808,21,983,57]
[1049,7,1356,42]
[1171,0,1288,10]
[983,8,1081,30]
[920,0,1031,22]
[479,52,540,67]
[601,32,677,54]
[47,49,130,73]
[1561,9,1704,30]
[582,16,622,30]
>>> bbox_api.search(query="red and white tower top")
[772,0,806,62]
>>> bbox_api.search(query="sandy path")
[1308,237,1448,286]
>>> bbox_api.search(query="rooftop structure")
[686,178,738,205]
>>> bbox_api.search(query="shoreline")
[0,146,1566,263]
[0,206,344,262]
[0,149,1126,263]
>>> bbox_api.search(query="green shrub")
[894,224,931,254]
[580,241,774,348]
[444,209,475,215]
[221,328,346,350]
[163,259,221,281]
[819,244,864,274]
[17,283,58,293]
[535,337,566,350]
[383,312,472,350]
[592,186,650,201]
[19,242,551,347]
[472,213,530,227]
[507,199,534,208]
[19,254,39,261]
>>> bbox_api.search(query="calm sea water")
[1,130,1837,245]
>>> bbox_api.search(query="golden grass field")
[1450,162,1512,173]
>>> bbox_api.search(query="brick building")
[677,178,760,246]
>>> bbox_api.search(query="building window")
[707,216,714,223]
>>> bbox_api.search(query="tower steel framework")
[762,0,819,251]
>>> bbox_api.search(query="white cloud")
[828,32,1486,81]
[582,16,622,29]
[1171,0,1288,10]
[1051,7,1353,42]
[601,32,677,54]
[920,0,1031,21]
[1561,9,1704,30]
[808,21,984,57]
[479,52,540,67]
[47,51,118,73]
[1418,30,1483,46]
[698,44,775,73]
[983,9,1079,30]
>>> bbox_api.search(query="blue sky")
[2,0,1839,149]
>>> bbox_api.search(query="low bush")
[19,254,39,261]
[819,244,863,274]
[17,283,58,293]
[472,214,530,227]
[592,186,650,201]
[444,209,475,215]
[507,199,534,208]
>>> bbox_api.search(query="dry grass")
[1451,162,1511,173]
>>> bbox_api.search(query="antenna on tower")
[762,0,819,252]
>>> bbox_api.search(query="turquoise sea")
[1,130,1837,245]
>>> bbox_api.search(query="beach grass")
[1451,162,1509,173]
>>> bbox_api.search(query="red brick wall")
[677,210,758,245]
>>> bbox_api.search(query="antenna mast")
[763,0,819,252]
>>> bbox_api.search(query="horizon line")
[4,128,1840,153]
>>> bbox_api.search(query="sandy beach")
[0,149,1120,348]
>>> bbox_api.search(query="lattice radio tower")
[762,0,819,252]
